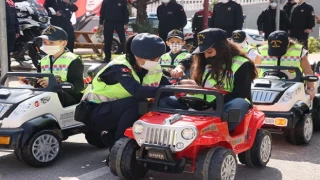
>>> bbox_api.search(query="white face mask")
[162,0,170,3]
[169,43,182,52]
[41,45,61,55]
[294,0,300,3]
[221,0,229,3]
[139,60,159,70]
[270,2,277,8]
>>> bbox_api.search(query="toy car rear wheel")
[195,147,237,180]
[284,114,313,145]
[249,129,272,167]
[20,130,62,167]
[109,138,148,180]
[85,131,109,148]
[312,108,320,131]
[237,150,254,167]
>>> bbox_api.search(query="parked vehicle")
[14,0,53,70]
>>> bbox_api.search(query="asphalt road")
[1,132,320,180]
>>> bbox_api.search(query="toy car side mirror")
[223,108,241,123]
[139,101,150,115]
[302,75,319,82]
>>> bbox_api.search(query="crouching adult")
[82,33,171,149]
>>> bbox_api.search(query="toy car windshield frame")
[152,87,224,117]
[0,72,59,92]
[256,65,302,82]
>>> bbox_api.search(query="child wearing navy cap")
[158,29,192,77]
[36,25,84,107]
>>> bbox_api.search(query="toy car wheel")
[20,130,62,167]
[85,131,109,148]
[249,129,272,167]
[111,39,122,54]
[312,108,320,131]
[284,114,313,145]
[195,147,237,180]
[109,138,148,179]
[237,150,254,167]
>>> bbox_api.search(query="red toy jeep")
[109,87,272,180]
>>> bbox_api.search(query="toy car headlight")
[280,92,294,102]
[181,128,195,140]
[133,123,144,134]
[12,102,32,117]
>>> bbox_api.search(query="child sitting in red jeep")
[159,28,258,132]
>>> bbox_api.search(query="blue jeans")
[159,96,249,132]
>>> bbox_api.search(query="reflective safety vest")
[258,44,303,78]
[191,56,249,103]
[159,52,191,69]
[243,45,254,54]
[40,52,79,82]
[85,55,163,103]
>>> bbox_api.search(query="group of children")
[158,28,260,78]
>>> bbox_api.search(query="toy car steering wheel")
[19,77,42,88]
[263,70,289,79]
[178,96,212,111]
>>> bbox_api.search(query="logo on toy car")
[34,101,40,107]
[40,97,50,104]
[200,124,218,135]
[147,150,166,160]
[163,114,182,125]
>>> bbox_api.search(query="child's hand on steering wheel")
[37,78,49,88]
[170,67,184,78]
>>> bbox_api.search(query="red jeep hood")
[139,112,221,127]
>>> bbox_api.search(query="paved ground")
[1,133,320,180]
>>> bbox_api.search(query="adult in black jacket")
[99,0,129,63]
[283,0,297,18]
[6,0,20,72]
[192,7,213,47]
[257,1,289,40]
[44,0,78,52]
[289,0,315,49]
[210,0,243,38]
[157,0,187,52]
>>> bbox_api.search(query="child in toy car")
[36,25,84,107]
[159,29,192,78]
[256,30,315,99]
[159,28,258,132]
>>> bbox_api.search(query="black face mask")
[205,56,216,65]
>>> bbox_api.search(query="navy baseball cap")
[131,33,166,59]
[268,31,289,57]
[167,29,184,40]
[37,25,68,41]
[232,30,246,43]
[192,28,227,55]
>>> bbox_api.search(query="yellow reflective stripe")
[147,69,162,75]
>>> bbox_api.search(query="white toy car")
[252,65,320,145]
[0,68,107,167]
[243,28,265,46]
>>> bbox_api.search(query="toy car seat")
[230,109,253,136]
